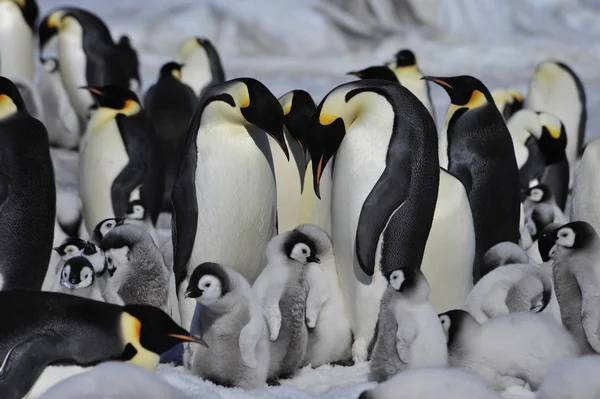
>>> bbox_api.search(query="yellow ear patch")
[510,90,524,102]
[47,11,63,29]
[120,312,160,372]
[171,70,181,80]
[466,90,487,109]
[0,94,18,120]
[319,112,338,126]
[122,100,141,116]
[15,0,26,7]
[547,126,561,139]
[240,95,250,109]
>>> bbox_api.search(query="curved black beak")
[167,327,208,348]
[185,287,202,299]
[307,255,321,264]
[421,76,454,92]
[83,242,97,256]
[307,117,346,199]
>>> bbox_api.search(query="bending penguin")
[0,0,38,81]
[79,85,162,236]
[491,88,524,121]
[425,75,521,283]
[0,77,55,291]
[175,37,225,97]
[571,135,600,233]
[307,79,440,361]
[171,77,288,331]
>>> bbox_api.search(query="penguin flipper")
[305,265,329,328]
[394,311,418,364]
[355,166,410,276]
[111,161,145,219]
[449,162,473,194]
[238,303,265,369]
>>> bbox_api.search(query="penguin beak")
[307,115,346,199]
[347,71,363,78]
[168,333,209,348]
[184,287,202,299]
[116,218,126,226]
[421,76,454,91]
[307,255,321,264]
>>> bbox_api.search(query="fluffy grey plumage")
[100,224,170,313]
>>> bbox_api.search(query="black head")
[185,262,230,300]
[53,237,86,257]
[82,241,99,256]
[554,221,599,250]
[386,268,418,293]
[0,77,27,116]
[12,0,39,31]
[235,78,288,159]
[159,61,184,79]
[394,49,417,67]
[81,85,140,110]
[422,75,492,106]
[538,223,561,262]
[536,112,567,165]
[284,230,320,264]
[93,218,126,242]
[438,309,473,347]
[123,304,207,354]
[524,184,552,204]
[60,256,95,287]
[281,90,316,160]
[347,66,398,83]
[126,199,145,220]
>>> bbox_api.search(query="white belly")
[298,159,332,235]
[0,3,34,80]
[421,169,475,313]
[79,119,129,232]
[571,139,600,233]
[409,302,449,367]
[58,31,93,121]
[24,365,90,399]
[269,134,302,233]
[179,49,212,96]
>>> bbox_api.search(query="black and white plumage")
[491,88,524,121]
[0,0,38,81]
[175,37,225,97]
[89,217,125,245]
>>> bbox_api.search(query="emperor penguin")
[79,85,162,236]
[38,7,141,121]
[347,66,399,83]
[571,135,600,233]
[273,90,315,233]
[0,290,203,399]
[439,309,579,390]
[550,221,600,354]
[184,262,269,389]
[506,109,567,193]
[38,57,82,150]
[0,0,38,81]
[481,241,530,278]
[358,367,503,399]
[175,37,225,97]
[144,61,198,212]
[52,256,104,302]
[523,184,567,226]
[115,35,141,95]
[424,75,521,283]
[491,88,524,121]
[53,237,87,262]
[295,223,352,367]
[0,77,56,291]
[307,79,439,361]
[89,217,125,245]
[536,356,600,399]
[100,224,171,314]
[370,269,448,383]
[171,77,288,331]
[527,60,587,174]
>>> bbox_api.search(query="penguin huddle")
[1,1,600,398]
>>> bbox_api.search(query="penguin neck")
[88,105,140,133]
[392,65,422,82]
[119,313,160,371]
[345,94,393,136]
[199,101,246,131]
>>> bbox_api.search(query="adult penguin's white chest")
[0,2,34,80]
[80,118,129,231]
[57,21,93,121]
[180,49,212,96]
[188,125,277,284]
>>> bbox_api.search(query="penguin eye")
[107,223,113,228]
[302,249,307,254]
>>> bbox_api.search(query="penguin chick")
[358,366,503,399]
[370,268,448,383]
[295,223,352,367]
[481,241,530,278]
[78,241,124,306]
[551,221,600,354]
[491,88,524,121]
[439,309,579,390]
[536,355,600,399]
[89,217,126,245]
[185,262,269,389]
[252,230,320,381]
[100,224,170,313]
[462,262,552,323]
[523,184,567,226]
[53,256,103,302]
[53,237,87,262]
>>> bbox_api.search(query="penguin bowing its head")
[0,76,27,118]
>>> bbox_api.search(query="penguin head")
[387,268,429,301]
[554,221,598,251]
[491,88,524,119]
[82,85,141,130]
[438,309,478,347]
[177,36,215,63]
[524,184,551,204]
[538,223,561,262]
[93,218,126,243]
[100,224,154,284]
[80,241,107,275]
[535,111,567,164]
[0,77,27,119]
[41,57,59,73]
[527,206,555,242]
[60,257,95,289]
[346,66,398,82]
[422,75,492,108]
[6,0,38,31]
[39,9,66,51]
[390,49,417,69]
[279,90,316,165]
[53,237,86,260]
[126,200,145,220]
[159,61,184,80]
[122,304,207,357]
[283,230,321,265]
[185,262,230,306]
[294,223,334,260]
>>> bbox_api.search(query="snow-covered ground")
[34,1,600,397]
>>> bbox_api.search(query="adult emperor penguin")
[38,7,141,121]
[38,57,82,150]
[491,88,524,121]
[175,37,225,97]
[0,77,55,291]
[79,85,162,235]
[0,290,203,399]
[273,90,315,232]
[0,0,38,81]
[571,136,600,233]
[171,77,288,331]
[307,79,440,361]
[527,60,587,174]
[144,61,198,212]
[424,75,521,282]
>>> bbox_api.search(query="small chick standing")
[252,230,320,381]
[185,262,269,389]
[370,268,447,383]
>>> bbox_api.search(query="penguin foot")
[331,358,355,367]
[267,379,281,386]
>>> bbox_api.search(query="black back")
[196,38,226,97]
[116,35,141,90]
[144,65,198,212]
[0,108,55,290]
[555,62,587,157]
